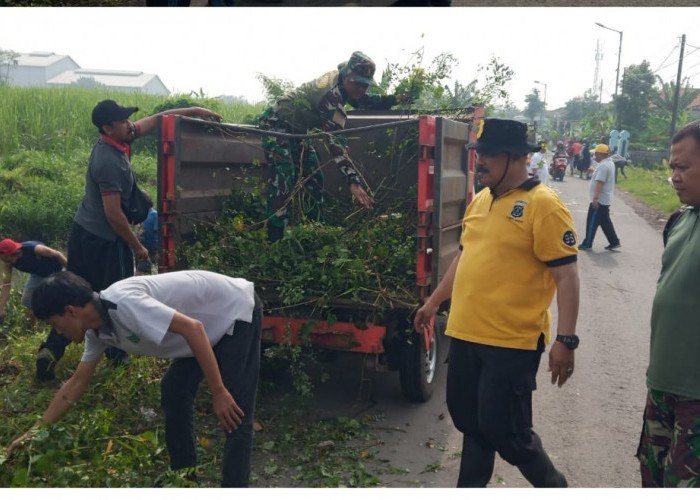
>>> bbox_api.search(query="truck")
[155,107,483,402]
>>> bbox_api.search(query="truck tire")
[399,315,444,402]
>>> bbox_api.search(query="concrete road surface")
[281,173,666,488]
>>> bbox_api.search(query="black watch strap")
[555,334,579,350]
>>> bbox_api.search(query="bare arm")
[135,107,222,136]
[34,244,68,268]
[547,262,580,387]
[5,358,100,457]
[102,193,149,262]
[592,180,604,208]
[413,250,461,333]
[168,311,243,433]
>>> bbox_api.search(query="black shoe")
[604,243,621,250]
[578,243,591,250]
[36,348,57,381]
[517,451,568,487]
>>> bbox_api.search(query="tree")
[642,75,700,147]
[470,56,515,112]
[618,60,656,134]
[0,47,19,84]
[524,88,544,124]
[70,76,105,90]
[563,90,602,122]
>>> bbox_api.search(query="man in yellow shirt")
[415,118,580,488]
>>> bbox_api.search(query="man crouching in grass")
[5,270,261,487]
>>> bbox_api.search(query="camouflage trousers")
[259,115,324,232]
[637,389,700,487]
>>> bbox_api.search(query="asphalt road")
[295,171,665,488]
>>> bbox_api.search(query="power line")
[656,43,700,74]
[654,42,680,73]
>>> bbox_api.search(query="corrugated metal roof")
[46,69,169,94]
[15,51,79,68]
[48,68,153,86]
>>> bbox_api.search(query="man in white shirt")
[529,142,549,186]
[5,270,261,488]
[578,144,621,250]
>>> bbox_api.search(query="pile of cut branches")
[182,183,418,319]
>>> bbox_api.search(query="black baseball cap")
[91,100,139,129]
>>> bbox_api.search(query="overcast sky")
[2,6,700,110]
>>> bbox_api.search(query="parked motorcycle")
[549,155,568,181]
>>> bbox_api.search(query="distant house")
[3,51,79,87]
[46,68,169,95]
[0,51,169,95]
[688,92,700,119]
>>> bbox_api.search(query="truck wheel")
[399,316,444,402]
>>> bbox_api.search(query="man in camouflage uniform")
[636,120,700,487]
[258,51,404,241]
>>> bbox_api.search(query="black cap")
[468,118,539,156]
[91,100,139,129]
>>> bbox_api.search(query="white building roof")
[14,51,79,68]
[46,68,170,95]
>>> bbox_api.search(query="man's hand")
[548,341,575,388]
[133,243,150,263]
[349,183,373,209]
[189,107,222,123]
[5,426,37,459]
[211,388,244,434]
[414,300,439,334]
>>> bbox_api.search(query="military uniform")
[257,51,398,240]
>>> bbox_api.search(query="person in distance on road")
[529,141,549,186]
[5,270,261,487]
[637,119,700,487]
[414,118,580,488]
[578,143,621,251]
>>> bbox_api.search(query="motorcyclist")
[549,141,569,181]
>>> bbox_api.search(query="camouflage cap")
[338,51,377,87]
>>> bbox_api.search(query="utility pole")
[595,23,623,130]
[670,34,686,142]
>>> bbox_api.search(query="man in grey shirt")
[578,144,621,251]
[36,100,221,380]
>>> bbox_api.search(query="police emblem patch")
[510,200,527,219]
[563,230,577,247]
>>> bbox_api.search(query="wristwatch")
[555,334,580,350]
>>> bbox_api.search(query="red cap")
[0,238,22,257]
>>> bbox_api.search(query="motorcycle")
[549,155,568,181]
